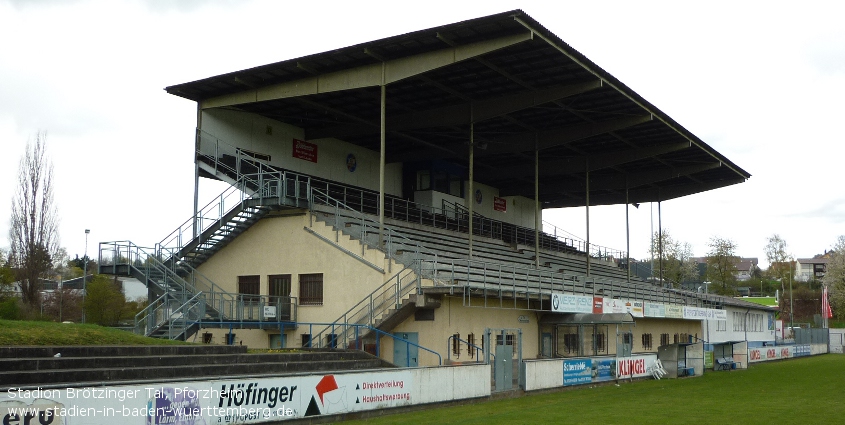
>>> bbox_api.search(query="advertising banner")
[592,297,603,314]
[493,197,507,212]
[602,298,626,314]
[626,300,644,318]
[563,359,592,386]
[644,302,665,318]
[592,359,615,382]
[551,293,593,314]
[1,370,413,424]
[292,139,318,163]
[665,305,684,319]
[558,355,656,387]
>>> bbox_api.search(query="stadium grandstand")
[100,10,777,377]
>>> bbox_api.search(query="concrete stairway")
[0,345,394,389]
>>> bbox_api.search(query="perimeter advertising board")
[748,344,811,363]
[561,354,656,385]
[1,370,413,424]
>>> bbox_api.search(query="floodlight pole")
[789,261,794,331]
[82,229,90,324]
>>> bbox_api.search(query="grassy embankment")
[0,319,187,345]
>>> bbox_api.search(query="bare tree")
[9,132,60,307]
[705,236,739,295]
[648,229,698,287]
[764,234,792,292]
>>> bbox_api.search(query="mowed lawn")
[344,354,845,425]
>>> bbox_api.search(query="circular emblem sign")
[346,153,357,172]
[475,189,482,205]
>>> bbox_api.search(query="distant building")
[795,255,830,282]
[690,257,758,282]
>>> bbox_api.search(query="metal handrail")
[310,189,440,263]
[310,266,419,349]
[197,130,626,260]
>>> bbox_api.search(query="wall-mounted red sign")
[292,139,318,163]
[593,297,603,314]
[493,196,507,212]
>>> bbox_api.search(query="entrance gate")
[485,328,522,392]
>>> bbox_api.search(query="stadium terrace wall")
[0,365,490,425]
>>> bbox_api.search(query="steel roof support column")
[378,70,386,249]
[626,181,630,283]
[534,144,540,269]
[193,105,202,239]
[468,122,474,258]
[658,195,664,287]
[586,160,591,277]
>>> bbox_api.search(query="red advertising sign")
[293,139,318,163]
[593,297,603,314]
[493,196,507,212]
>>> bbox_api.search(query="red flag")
[822,285,833,319]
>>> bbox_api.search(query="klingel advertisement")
[1,370,412,424]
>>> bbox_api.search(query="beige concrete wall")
[201,108,402,196]
[632,318,704,353]
[195,213,407,347]
[463,181,538,228]
[383,296,540,367]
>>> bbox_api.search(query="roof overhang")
[166,9,750,208]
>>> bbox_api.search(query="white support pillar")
[468,123,474,258]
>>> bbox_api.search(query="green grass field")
[345,355,845,425]
[743,297,779,306]
[0,319,188,345]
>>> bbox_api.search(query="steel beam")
[201,32,532,109]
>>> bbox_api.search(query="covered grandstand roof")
[166,9,749,209]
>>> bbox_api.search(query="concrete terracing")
[0,345,394,390]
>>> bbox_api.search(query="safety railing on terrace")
[542,220,625,262]
[418,258,581,310]
[309,267,419,350]
[418,257,702,308]
[157,170,312,257]
[100,241,297,336]
[310,189,441,264]
[197,130,628,263]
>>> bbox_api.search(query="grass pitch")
[345,354,844,425]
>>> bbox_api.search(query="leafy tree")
[705,236,739,295]
[82,275,126,326]
[9,132,60,307]
[0,248,15,299]
[823,235,845,320]
[648,229,698,287]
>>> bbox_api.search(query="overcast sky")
[1,0,843,268]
